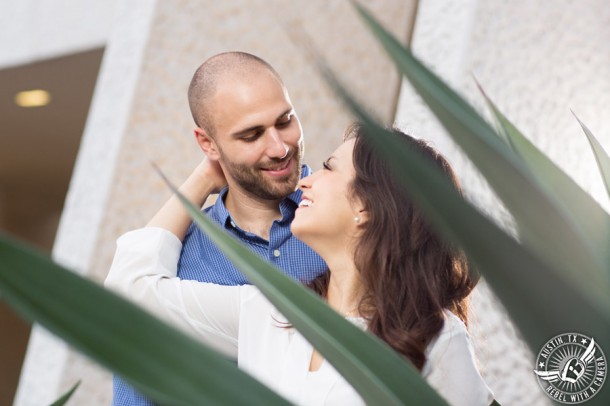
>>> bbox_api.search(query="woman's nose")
[298,170,320,190]
[297,175,312,190]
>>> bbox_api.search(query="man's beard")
[220,147,303,200]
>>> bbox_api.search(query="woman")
[106,124,493,405]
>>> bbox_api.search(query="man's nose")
[266,128,289,159]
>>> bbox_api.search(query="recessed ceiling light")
[14,89,51,107]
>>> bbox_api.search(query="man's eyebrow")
[231,108,294,138]
[231,124,264,138]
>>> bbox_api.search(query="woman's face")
[291,139,363,250]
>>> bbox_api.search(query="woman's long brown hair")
[309,123,477,371]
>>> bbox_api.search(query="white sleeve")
[105,227,240,358]
[422,314,494,406]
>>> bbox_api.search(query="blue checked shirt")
[112,165,327,406]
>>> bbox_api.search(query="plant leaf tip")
[150,161,179,195]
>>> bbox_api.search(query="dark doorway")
[0,47,104,406]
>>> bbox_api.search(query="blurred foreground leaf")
[575,112,610,201]
[349,3,610,356]
[49,381,80,406]
[352,2,610,304]
[478,83,610,272]
[0,233,290,406]
[167,177,448,406]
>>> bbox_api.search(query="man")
[112,52,327,405]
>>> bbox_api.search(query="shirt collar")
[285,164,312,205]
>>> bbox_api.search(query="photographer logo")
[534,333,606,404]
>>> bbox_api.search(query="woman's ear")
[355,209,369,226]
[194,127,220,161]
[352,197,369,227]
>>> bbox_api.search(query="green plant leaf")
[0,233,291,406]
[472,79,519,152]
[354,122,610,403]
[49,381,80,406]
[312,5,610,357]
[477,82,610,270]
[355,114,610,354]
[351,2,609,304]
[166,180,448,406]
[574,112,610,201]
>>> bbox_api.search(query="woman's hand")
[190,157,227,196]
[146,157,226,240]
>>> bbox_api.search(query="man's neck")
[224,186,284,241]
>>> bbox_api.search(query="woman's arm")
[148,158,226,241]
[105,227,241,358]
[105,159,234,353]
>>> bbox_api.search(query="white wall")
[0,0,119,68]
[395,0,610,404]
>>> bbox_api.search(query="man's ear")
[194,127,220,160]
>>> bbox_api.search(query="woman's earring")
[354,216,360,224]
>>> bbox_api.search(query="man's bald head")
[188,52,284,137]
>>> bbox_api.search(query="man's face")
[204,71,304,200]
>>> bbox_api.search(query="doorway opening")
[0,47,105,406]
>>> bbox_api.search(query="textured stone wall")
[395,0,610,404]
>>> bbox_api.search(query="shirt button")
[273,249,281,258]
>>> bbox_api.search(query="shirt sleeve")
[422,313,494,406]
[105,227,241,358]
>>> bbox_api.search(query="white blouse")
[105,227,493,406]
